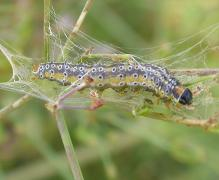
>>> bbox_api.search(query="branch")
[44,0,51,60]
[62,0,94,59]
[171,68,219,76]
[80,53,133,63]
[148,112,218,129]
[71,0,94,35]
[0,94,31,120]
[135,109,219,130]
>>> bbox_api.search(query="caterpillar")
[32,62,193,105]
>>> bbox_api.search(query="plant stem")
[54,110,84,180]
[43,1,83,178]
[80,53,133,63]
[135,108,218,130]
[146,112,218,129]
[171,68,219,76]
[44,0,51,60]
[62,0,94,59]
[0,94,31,120]
[51,0,95,179]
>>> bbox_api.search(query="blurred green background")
[1,0,219,180]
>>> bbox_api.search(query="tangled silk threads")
[32,62,193,105]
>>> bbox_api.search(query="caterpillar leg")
[164,101,171,109]
[143,98,153,106]
[90,98,104,110]
[192,85,204,97]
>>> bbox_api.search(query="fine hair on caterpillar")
[32,61,193,106]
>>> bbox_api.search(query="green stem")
[54,1,94,179]
[0,94,31,120]
[79,53,133,64]
[54,110,84,180]
[44,0,51,60]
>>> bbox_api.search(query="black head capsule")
[179,88,193,105]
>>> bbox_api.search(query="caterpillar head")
[173,86,193,105]
[179,88,193,105]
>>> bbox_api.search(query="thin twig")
[58,82,87,104]
[139,111,219,130]
[80,53,133,63]
[171,68,219,76]
[44,0,51,60]
[0,94,31,120]
[62,0,94,59]
[54,111,84,180]
[71,0,94,35]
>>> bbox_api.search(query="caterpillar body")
[32,62,193,105]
